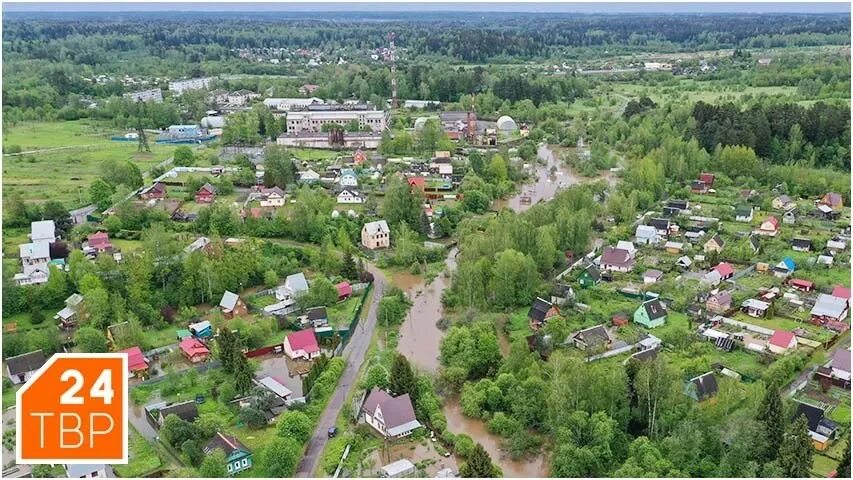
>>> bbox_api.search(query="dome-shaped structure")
[347,210,358,218]
[496,115,518,131]
[414,116,439,131]
[200,116,225,129]
[331,210,341,219]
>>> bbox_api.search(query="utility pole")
[388,31,398,109]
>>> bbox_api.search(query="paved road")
[295,264,386,477]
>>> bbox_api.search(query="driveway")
[295,264,386,477]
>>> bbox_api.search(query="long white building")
[169,77,213,95]
[123,88,163,103]
[285,107,388,134]
[264,97,325,116]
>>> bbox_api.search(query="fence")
[246,344,279,358]
[333,283,374,355]
[135,360,222,386]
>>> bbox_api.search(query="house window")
[242,459,248,467]
[227,464,233,472]
[234,460,240,469]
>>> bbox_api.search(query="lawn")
[811,454,838,477]
[2,384,19,410]
[327,296,360,328]
[113,428,164,478]
[3,120,174,208]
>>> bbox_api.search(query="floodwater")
[367,438,459,477]
[396,248,458,373]
[257,354,306,397]
[444,400,549,478]
[129,392,161,441]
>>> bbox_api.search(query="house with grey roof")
[219,291,247,319]
[361,388,422,439]
[568,324,612,351]
[64,463,108,478]
[362,220,391,249]
[6,350,46,384]
[275,272,310,305]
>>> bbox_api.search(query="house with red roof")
[712,262,735,280]
[139,182,167,200]
[768,330,798,355]
[407,176,426,191]
[119,346,149,378]
[789,279,815,292]
[819,192,844,210]
[195,183,217,203]
[283,329,320,360]
[699,172,715,186]
[336,281,353,301]
[755,216,780,236]
[86,232,113,252]
[179,337,210,363]
[832,286,850,302]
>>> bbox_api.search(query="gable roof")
[285,329,319,353]
[709,291,732,306]
[601,247,633,267]
[667,199,688,210]
[707,235,725,248]
[713,262,734,277]
[831,286,851,300]
[811,294,848,319]
[257,376,293,398]
[735,204,753,216]
[363,220,390,236]
[648,218,671,230]
[6,350,46,376]
[336,281,352,297]
[628,347,659,362]
[822,192,843,207]
[642,299,667,320]
[285,272,309,293]
[119,346,148,372]
[582,264,600,281]
[179,337,210,357]
[361,388,419,433]
[689,372,718,400]
[831,349,851,374]
[762,216,779,229]
[219,291,240,310]
[306,307,328,321]
[20,241,50,260]
[197,183,217,195]
[769,330,796,348]
[204,432,250,457]
[742,298,770,311]
[528,297,555,323]
[158,400,199,423]
[635,225,657,238]
[643,269,663,280]
[778,257,796,271]
[31,220,56,241]
[794,402,834,434]
[571,324,611,347]
[791,238,812,249]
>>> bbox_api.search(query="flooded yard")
[367,437,459,477]
[443,400,549,477]
[257,354,307,397]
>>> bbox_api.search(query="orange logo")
[16,353,128,464]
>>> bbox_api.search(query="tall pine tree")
[459,443,500,478]
[389,354,418,400]
[837,440,850,478]
[778,415,813,478]
[757,383,785,461]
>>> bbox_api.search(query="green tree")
[260,437,302,477]
[757,383,785,461]
[362,363,389,391]
[301,277,338,309]
[199,450,228,477]
[382,176,422,232]
[778,415,813,478]
[459,443,501,478]
[173,146,195,166]
[462,189,490,213]
[276,411,313,444]
[89,179,116,209]
[74,327,108,353]
[837,440,850,478]
[489,249,539,308]
[263,146,297,188]
[389,354,418,399]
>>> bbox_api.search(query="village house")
[119,346,149,378]
[782,210,797,224]
[712,262,735,281]
[6,349,46,384]
[55,293,84,329]
[577,264,601,288]
[528,297,560,330]
[255,376,293,402]
[276,272,310,307]
[643,269,663,284]
[298,169,321,184]
[818,192,844,211]
[685,372,718,402]
[179,337,210,363]
[816,349,851,388]
[336,281,353,301]
[832,286,851,304]
[816,203,841,220]
[826,238,847,253]
[84,231,114,256]
[794,402,839,451]
[735,204,754,222]
[362,220,391,249]
[258,186,286,207]
[741,299,771,318]
[64,464,109,478]
[185,236,211,254]
[204,432,253,475]
[189,320,213,339]
[568,324,613,351]
[810,293,849,325]
[146,399,200,429]
[664,241,684,254]
[791,238,813,252]
[337,188,364,204]
[691,180,710,194]
[788,278,815,292]
[664,199,688,216]
[339,169,359,187]
[69,204,98,225]
[706,291,732,314]
[634,298,667,328]
[616,240,637,258]
[648,217,673,237]
[360,387,423,439]
[772,195,797,211]
[773,257,796,278]
[600,246,635,273]
[703,235,725,254]
[195,183,217,203]
[303,307,329,328]
[16,240,51,286]
[755,216,780,236]
[283,329,321,360]
[699,172,715,187]
[768,330,798,355]
[30,220,56,243]
[635,225,660,245]
[139,182,167,200]
[219,291,248,319]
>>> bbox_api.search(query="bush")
[454,434,476,458]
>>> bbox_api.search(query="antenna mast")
[388,31,398,109]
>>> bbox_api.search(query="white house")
[339,169,359,187]
[6,350,46,384]
[65,464,108,478]
[258,187,286,207]
[360,388,422,439]
[635,225,659,245]
[337,188,364,204]
[299,169,321,183]
[276,272,310,304]
[283,329,320,360]
[30,220,56,243]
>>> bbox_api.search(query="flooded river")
[395,145,594,476]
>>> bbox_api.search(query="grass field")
[114,428,165,478]
[3,120,174,208]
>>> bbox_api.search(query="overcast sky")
[4,2,850,14]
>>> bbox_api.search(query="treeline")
[691,101,850,170]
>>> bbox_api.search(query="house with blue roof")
[773,257,796,278]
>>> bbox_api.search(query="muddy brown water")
[396,145,596,476]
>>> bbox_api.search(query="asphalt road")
[295,264,386,477]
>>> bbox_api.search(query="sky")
[3,2,851,14]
